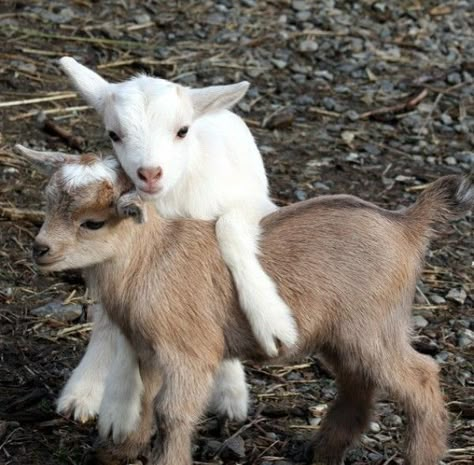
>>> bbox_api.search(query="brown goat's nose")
[33,241,50,258]
[137,167,162,184]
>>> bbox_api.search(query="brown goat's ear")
[116,191,147,224]
[14,144,79,175]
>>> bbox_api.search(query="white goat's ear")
[189,81,249,116]
[14,144,79,175]
[59,57,110,112]
[116,191,147,224]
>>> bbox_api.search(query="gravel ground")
[0,1,472,464]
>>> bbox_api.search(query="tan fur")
[35,168,472,465]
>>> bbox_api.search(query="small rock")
[384,414,403,427]
[440,113,453,125]
[309,417,322,426]
[446,288,467,305]
[444,156,457,166]
[296,11,312,21]
[435,351,450,363]
[447,72,462,85]
[299,39,319,53]
[345,110,359,121]
[345,152,360,163]
[368,452,384,461]
[264,109,295,129]
[313,182,330,191]
[431,294,446,304]
[322,97,336,111]
[205,440,222,456]
[292,0,310,11]
[31,301,82,322]
[271,59,288,69]
[369,421,381,433]
[314,70,334,81]
[457,329,473,348]
[222,435,245,459]
[134,13,151,24]
[413,315,429,329]
[241,0,256,7]
[454,151,474,164]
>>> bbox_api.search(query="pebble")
[440,113,453,125]
[384,414,403,427]
[241,0,256,7]
[299,39,319,52]
[292,0,311,11]
[222,435,245,459]
[413,315,429,329]
[447,72,462,85]
[431,294,446,304]
[444,156,457,166]
[294,189,307,201]
[314,182,330,190]
[314,70,334,81]
[457,328,473,348]
[134,13,151,24]
[369,421,381,433]
[264,109,295,129]
[322,97,336,111]
[446,288,467,305]
[435,351,450,363]
[455,151,474,164]
[31,302,82,322]
[345,110,359,121]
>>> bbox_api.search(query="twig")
[5,25,150,48]
[0,207,45,224]
[9,105,91,122]
[0,93,77,108]
[41,118,85,151]
[359,89,429,120]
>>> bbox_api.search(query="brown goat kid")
[19,146,472,465]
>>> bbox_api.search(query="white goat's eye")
[177,126,189,138]
[108,131,121,143]
[81,220,106,230]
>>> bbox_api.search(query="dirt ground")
[0,1,472,464]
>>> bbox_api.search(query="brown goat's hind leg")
[308,370,375,465]
[380,348,448,465]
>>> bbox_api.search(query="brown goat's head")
[15,145,146,271]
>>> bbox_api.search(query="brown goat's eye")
[81,220,106,230]
[177,126,189,138]
[108,131,121,143]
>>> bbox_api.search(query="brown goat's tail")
[404,175,473,235]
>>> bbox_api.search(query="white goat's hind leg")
[209,359,248,422]
[98,331,144,444]
[57,304,115,422]
[216,206,298,357]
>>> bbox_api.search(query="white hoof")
[57,378,104,423]
[210,360,248,422]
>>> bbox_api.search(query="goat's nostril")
[137,167,163,183]
[33,242,50,258]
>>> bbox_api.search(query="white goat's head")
[59,57,249,199]
[15,145,146,271]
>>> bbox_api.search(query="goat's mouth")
[34,256,64,269]
[138,186,162,198]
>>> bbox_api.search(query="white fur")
[98,331,144,443]
[61,157,118,190]
[209,359,249,422]
[57,304,115,422]
[59,57,298,437]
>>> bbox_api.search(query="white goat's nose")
[137,167,162,184]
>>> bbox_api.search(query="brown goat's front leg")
[151,358,217,465]
[89,360,162,465]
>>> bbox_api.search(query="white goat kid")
[56,58,298,440]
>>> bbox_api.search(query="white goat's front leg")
[216,205,298,356]
[57,304,115,422]
[209,359,248,421]
[98,330,144,444]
